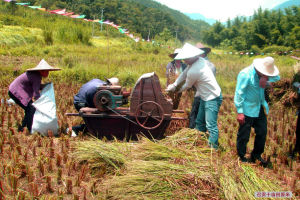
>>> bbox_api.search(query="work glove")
[259,76,268,88]
[237,113,245,125]
[165,83,176,92]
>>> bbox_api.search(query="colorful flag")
[49,9,65,14]
[70,15,80,18]
[28,5,41,9]
[76,15,85,19]
[62,12,74,16]
[16,3,30,5]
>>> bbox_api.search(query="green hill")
[22,0,210,42]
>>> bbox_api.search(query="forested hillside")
[202,6,300,52]
[23,0,210,42]
[1,0,299,52]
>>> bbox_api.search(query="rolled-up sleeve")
[234,72,249,114]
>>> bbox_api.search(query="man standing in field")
[189,43,216,129]
[166,43,222,149]
[234,57,280,164]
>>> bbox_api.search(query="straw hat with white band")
[253,57,279,77]
[168,48,181,58]
[26,59,61,71]
[196,42,211,55]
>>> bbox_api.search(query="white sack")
[31,83,59,136]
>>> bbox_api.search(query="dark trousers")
[8,91,36,132]
[237,106,267,159]
[294,111,300,153]
[72,102,86,133]
[189,96,201,128]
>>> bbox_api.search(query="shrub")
[262,45,291,54]
[43,29,53,45]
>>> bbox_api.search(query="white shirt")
[174,58,221,101]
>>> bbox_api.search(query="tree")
[156,28,173,43]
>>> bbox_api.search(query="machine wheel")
[135,101,164,130]
[93,90,113,111]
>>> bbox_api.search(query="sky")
[154,0,288,22]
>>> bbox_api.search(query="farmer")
[8,59,61,132]
[189,43,216,128]
[166,48,187,109]
[70,77,119,135]
[234,57,280,164]
[290,56,300,158]
[166,43,222,149]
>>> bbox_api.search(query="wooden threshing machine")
[66,72,186,140]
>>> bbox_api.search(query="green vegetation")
[0,3,299,199]
[1,0,299,52]
[8,0,210,42]
[203,6,300,51]
[73,129,289,200]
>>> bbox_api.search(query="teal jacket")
[234,65,280,117]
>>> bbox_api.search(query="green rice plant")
[220,168,246,200]
[43,29,53,45]
[133,137,191,161]
[0,25,44,47]
[72,139,130,173]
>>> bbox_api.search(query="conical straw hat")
[26,59,61,71]
[174,43,204,60]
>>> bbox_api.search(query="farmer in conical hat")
[166,43,222,149]
[188,43,217,129]
[8,59,61,132]
[165,48,187,109]
[234,57,280,165]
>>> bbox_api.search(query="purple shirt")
[9,71,42,106]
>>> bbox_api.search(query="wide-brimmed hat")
[253,57,279,77]
[196,42,211,55]
[107,77,119,86]
[168,48,181,58]
[27,59,61,71]
[174,43,204,60]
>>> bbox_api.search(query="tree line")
[202,6,300,52]
[4,0,299,51]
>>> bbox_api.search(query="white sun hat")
[107,77,120,86]
[27,59,61,71]
[174,43,205,60]
[253,57,279,76]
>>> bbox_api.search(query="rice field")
[1,18,300,198]
[0,58,299,199]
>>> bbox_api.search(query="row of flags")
[213,51,296,56]
[2,0,143,42]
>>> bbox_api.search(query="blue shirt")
[74,79,106,107]
[234,65,280,117]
